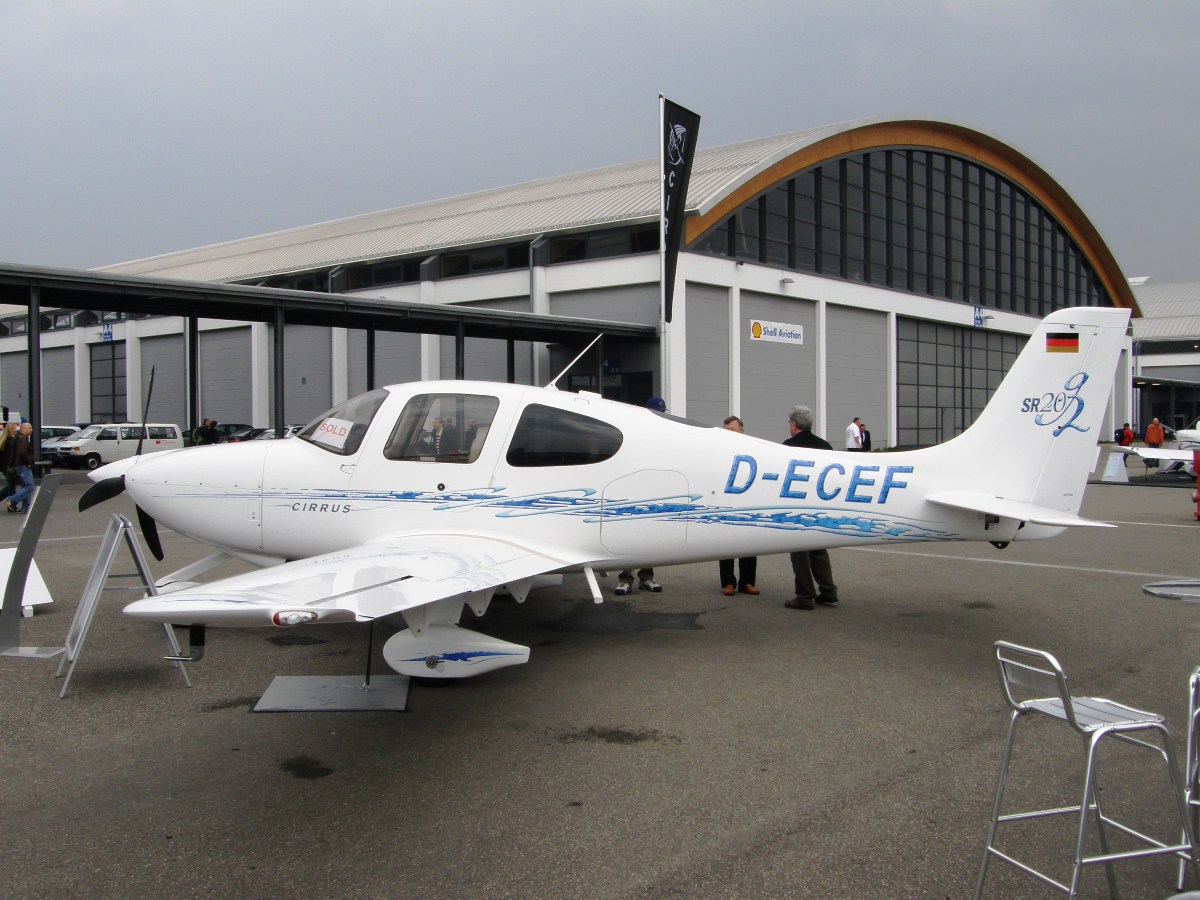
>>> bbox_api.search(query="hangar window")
[692,147,1113,315]
[545,225,659,266]
[505,403,622,467]
[895,317,1021,448]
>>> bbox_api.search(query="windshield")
[298,388,388,456]
[73,425,104,440]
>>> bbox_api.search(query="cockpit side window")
[298,388,388,456]
[505,403,623,467]
[383,393,500,463]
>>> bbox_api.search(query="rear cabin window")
[505,403,623,467]
[383,393,500,463]
[298,388,388,456]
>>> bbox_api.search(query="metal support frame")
[366,326,376,392]
[187,314,200,434]
[55,514,191,698]
[273,304,286,436]
[253,621,408,712]
[0,473,65,659]
[1179,666,1200,890]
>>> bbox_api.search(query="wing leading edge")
[123,533,590,627]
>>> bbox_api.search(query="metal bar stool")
[975,641,1199,898]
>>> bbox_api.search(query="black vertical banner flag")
[661,97,700,323]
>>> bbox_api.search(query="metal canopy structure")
[0,262,656,342]
[0,262,658,445]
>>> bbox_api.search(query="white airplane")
[1128,418,1200,475]
[82,306,1129,679]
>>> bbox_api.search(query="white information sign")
[750,319,804,345]
[311,416,355,451]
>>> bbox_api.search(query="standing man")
[6,421,35,514]
[783,406,839,610]
[192,418,210,446]
[1144,417,1165,469]
[0,418,19,506]
[845,416,863,451]
[717,415,758,596]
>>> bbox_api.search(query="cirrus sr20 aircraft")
[82,306,1129,678]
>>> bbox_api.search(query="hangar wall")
[1,352,29,420]
[139,334,187,427]
[266,325,333,425]
[738,292,817,441]
[198,327,252,426]
[683,284,730,428]
[826,306,889,447]
[40,347,75,424]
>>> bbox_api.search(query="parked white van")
[53,423,184,470]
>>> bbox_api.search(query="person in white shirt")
[845,417,863,451]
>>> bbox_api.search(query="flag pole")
[658,93,669,404]
[658,92,667,327]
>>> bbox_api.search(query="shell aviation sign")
[750,319,804,345]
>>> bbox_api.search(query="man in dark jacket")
[782,405,840,610]
[0,419,19,506]
[6,421,35,514]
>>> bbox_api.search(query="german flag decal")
[1046,332,1079,353]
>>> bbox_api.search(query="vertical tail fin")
[924,307,1129,518]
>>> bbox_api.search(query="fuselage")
[109,380,1005,571]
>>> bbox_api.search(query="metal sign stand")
[0,473,66,660]
[55,514,191,698]
[254,621,409,712]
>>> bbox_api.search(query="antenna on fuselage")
[544,333,604,390]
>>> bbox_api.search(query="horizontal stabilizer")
[926,491,1114,528]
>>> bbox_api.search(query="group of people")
[191,418,224,445]
[0,419,36,514]
[1119,417,1167,468]
[617,398,870,611]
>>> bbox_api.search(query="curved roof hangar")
[98,116,1135,314]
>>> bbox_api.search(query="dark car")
[186,422,252,446]
[225,427,269,443]
[40,425,78,442]
[252,424,305,440]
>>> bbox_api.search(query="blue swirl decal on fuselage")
[155,453,948,545]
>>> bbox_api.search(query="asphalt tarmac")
[3,470,1200,898]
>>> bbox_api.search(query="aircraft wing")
[123,533,590,627]
[926,492,1114,528]
[1131,447,1199,462]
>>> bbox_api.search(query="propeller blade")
[136,365,156,456]
[78,475,126,512]
[136,504,164,561]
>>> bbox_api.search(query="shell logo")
[751,321,763,339]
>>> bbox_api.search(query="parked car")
[252,424,305,440]
[53,423,185,470]
[40,425,78,443]
[185,422,252,446]
[225,427,269,442]
[42,427,86,462]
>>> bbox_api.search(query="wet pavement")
[2,473,1200,898]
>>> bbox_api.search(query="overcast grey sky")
[2,0,1197,282]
